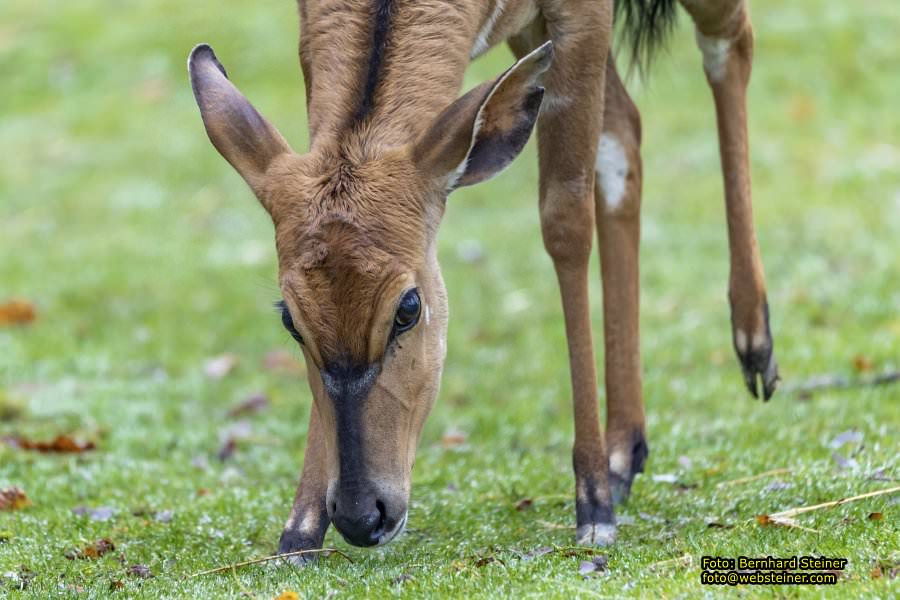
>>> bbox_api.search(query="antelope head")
[188,42,552,547]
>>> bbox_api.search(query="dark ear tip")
[188,43,228,79]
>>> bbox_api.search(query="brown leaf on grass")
[441,428,467,448]
[868,512,883,521]
[109,580,125,591]
[0,487,31,511]
[204,354,239,379]
[65,539,115,560]
[852,355,874,373]
[227,393,269,418]
[0,299,36,326]
[274,591,300,600]
[126,564,152,579]
[261,350,305,376]
[756,514,818,533]
[515,498,533,511]
[13,434,95,453]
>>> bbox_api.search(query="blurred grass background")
[1,0,898,597]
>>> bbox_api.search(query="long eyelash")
[275,300,303,344]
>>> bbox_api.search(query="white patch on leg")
[751,330,768,351]
[576,523,617,547]
[609,450,630,478]
[595,133,628,213]
[298,512,319,535]
[734,329,748,354]
[471,0,506,58]
[694,30,731,82]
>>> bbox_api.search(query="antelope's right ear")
[188,44,292,203]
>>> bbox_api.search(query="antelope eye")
[277,300,304,345]
[393,288,421,333]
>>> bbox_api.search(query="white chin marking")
[576,523,617,547]
[694,30,731,82]
[596,133,628,213]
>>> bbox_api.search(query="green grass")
[2,0,899,597]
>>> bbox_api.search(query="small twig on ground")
[786,370,900,398]
[767,485,900,520]
[187,548,352,578]
[717,468,790,488]
[648,553,692,571]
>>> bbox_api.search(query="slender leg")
[278,401,330,565]
[594,56,647,505]
[678,0,778,400]
[526,1,616,546]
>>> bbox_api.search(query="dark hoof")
[574,477,616,546]
[277,529,324,567]
[733,301,779,401]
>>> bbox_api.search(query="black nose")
[331,499,386,547]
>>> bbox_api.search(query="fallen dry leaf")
[126,564,152,579]
[0,487,31,511]
[868,512,884,521]
[204,354,239,379]
[274,591,300,600]
[155,510,174,523]
[217,438,237,462]
[227,393,269,418]
[831,451,859,471]
[73,506,116,521]
[515,498,533,511]
[65,539,115,560]
[262,350,305,376]
[852,355,874,373]
[756,514,818,533]
[829,429,863,449]
[0,299,36,326]
[13,434,95,453]
[578,554,608,576]
[109,580,125,591]
[441,428,467,448]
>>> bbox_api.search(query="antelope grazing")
[188,0,777,556]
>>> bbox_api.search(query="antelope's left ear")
[188,44,292,209]
[412,42,553,190]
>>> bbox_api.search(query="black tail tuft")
[614,0,678,73]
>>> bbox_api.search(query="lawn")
[1,0,899,597]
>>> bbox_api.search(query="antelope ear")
[188,44,291,204]
[412,41,553,190]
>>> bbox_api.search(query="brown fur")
[188,0,775,556]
